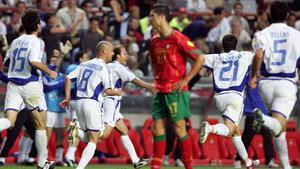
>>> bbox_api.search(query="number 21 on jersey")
[219,60,239,81]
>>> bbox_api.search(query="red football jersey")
[150,30,200,93]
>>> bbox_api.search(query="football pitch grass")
[0,165,299,169]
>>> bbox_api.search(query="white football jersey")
[252,23,300,82]
[5,34,44,85]
[204,51,254,94]
[106,61,137,100]
[67,58,111,101]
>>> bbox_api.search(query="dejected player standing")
[148,5,205,169]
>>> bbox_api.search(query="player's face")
[149,11,161,29]
[105,44,114,62]
[80,53,89,63]
[119,47,128,65]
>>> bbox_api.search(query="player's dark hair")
[270,1,289,23]
[75,51,86,63]
[151,5,172,22]
[213,7,224,15]
[222,34,237,52]
[112,45,124,61]
[233,2,243,9]
[21,9,40,34]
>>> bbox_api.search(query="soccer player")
[250,1,300,169]
[0,9,57,169]
[100,45,158,169]
[43,55,66,166]
[148,5,205,169]
[60,41,121,169]
[63,51,89,167]
[234,86,277,168]
[200,35,259,169]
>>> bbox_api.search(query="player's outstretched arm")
[60,77,71,108]
[173,55,205,91]
[30,61,58,79]
[249,48,263,89]
[105,88,122,96]
[132,78,158,94]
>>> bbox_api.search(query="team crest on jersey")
[155,48,167,64]
[187,41,195,47]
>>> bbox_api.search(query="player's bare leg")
[0,110,17,130]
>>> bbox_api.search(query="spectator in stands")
[6,12,21,34]
[15,1,27,16]
[129,5,141,19]
[227,2,250,33]
[186,0,210,13]
[219,17,251,51]
[214,7,231,38]
[36,0,55,14]
[41,13,66,56]
[169,7,191,32]
[81,0,94,19]
[253,11,270,32]
[77,17,105,58]
[56,0,89,34]
[128,55,144,78]
[287,13,297,28]
[0,13,7,35]
[108,0,130,39]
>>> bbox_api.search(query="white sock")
[78,129,88,142]
[275,132,292,169]
[76,142,96,169]
[65,146,77,161]
[211,123,229,137]
[121,135,140,164]
[24,138,33,161]
[0,118,11,131]
[262,115,281,135]
[35,130,48,167]
[17,136,33,163]
[232,136,249,161]
[56,146,64,162]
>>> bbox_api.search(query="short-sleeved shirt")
[150,30,200,93]
[203,50,254,94]
[66,63,79,100]
[252,23,300,82]
[67,58,110,102]
[5,34,45,85]
[106,61,136,100]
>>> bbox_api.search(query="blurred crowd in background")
[0,0,300,79]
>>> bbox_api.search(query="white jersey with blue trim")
[106,61,137,100]
[204,50,254,94]
[252,23,300,82]
[67,58,111,102]
[5,34,44,85]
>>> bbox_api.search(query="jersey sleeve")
[203,54,215,69]
[119,65,137,82]
[177,33,201,61]
[245,51,255,65]
[4,46,13,64]
[252,32,265,53]
[28,39,44,63]
[66,66,80,80]
[101,66,111,90]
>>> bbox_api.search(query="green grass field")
[0,165,299,169]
